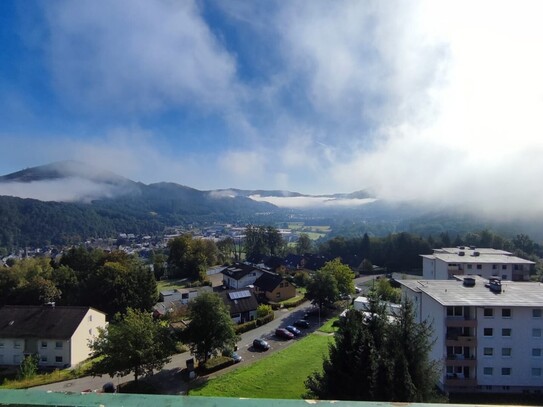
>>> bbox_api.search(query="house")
[421,247,534,281]
[400,276,543,394]
[253,271,296,302]
[219,288,259,324]
[153,286,212,318]
[221,263,264,289]
[0,305,106,368]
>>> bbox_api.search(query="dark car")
[231,352,242,363]
[285,325,301,336]
[253,338,270,351]
[102,382,116,393]
[275,328,295,340]
[294,319,310,329]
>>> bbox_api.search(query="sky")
[1,1,543,217]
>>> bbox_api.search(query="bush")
[234,313,275,334]
[200,356,233,374]
[257,304,272,318]
[282,296,307,308]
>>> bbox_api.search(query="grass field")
[317,317,339,334]
[156,278,190,292]
[189,333,332,399]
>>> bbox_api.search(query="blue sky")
[2,1,543,216]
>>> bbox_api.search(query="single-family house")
[153,286,212,318]
[253,271,296,302]
[219,288,259,324]
[0,305,106,368]
[222,263,264,289]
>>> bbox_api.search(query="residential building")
[219,288,259,324]
[153,286,213,318]
[400,276,543,393]
[222,263,264,289]
[253,271,296,302]
[421,247,534,281]
[0,305,106,368]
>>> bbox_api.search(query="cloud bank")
[3,0,543,219]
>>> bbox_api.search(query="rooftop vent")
[486,278,502,293]
[463,277,476,287]
[473,251,480,257]
[459,246,465,250]
[469,245,476,250]
[459,251,465,256]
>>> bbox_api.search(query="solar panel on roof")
[228,290,251,300]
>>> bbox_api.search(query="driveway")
[33,301,322,395]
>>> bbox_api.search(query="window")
[483,367,493,376]
[88,315,92,322]
[13,341,21,349]
[484,328,493,337]
[41,341,47,348]
[447,306,463,317]
[501,367,511,376]
[502,265,507,270]
[492,264,497,270]
[467,264,473,269]
[0,342,3,349]
[532,348,542,357]
[55,341,63,349]
[89,328,93,335]
[502,274,507,280]
[533,328,542,338]
[476,264,482,270]
[533,309,542,318]
[483,347,493,356]
[55,356,63,363]
[502,328,512,337]
[532,368,542,377]
[502,308,511,318]
[41,355,47,363]
[279,283,284,288]
[276,292,281,298]
[502,347,512,357]
[484,308,494,317]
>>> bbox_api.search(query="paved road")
[33,275,381,395]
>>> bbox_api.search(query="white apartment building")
[422,247,534,281]
[401,276,543,394]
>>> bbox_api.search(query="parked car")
[355,286,362,294]
[231,352,242,363]
[285,325,301,336]
[102,382,116,393]
[294,319,310,328]
[253,338,270,351]
[275,328,295,340]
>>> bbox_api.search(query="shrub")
[200,356,233,374]
[257,304,272,318]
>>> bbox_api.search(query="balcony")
[446,317,477,328]
[444,375,477,387]
[446,336,477,347]
[445,356,476,367]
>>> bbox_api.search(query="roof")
[253,271,284,292]
[221,263,262,281]
[0,306,101,339]
[400,276,543,307]
[219,288,259,315]
[422,247,534,265]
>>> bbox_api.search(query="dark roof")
[0,306,99,339]
[284,254,305,269]
[253,271,283,292]
[221,263,262,281]
[261,256,285,270]
[219,289,259,315]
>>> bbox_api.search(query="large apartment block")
[421,247,534,281]
[401,276,543,394]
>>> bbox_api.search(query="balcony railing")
[445,336,477,347]
[446,318,477,328]
[445,356,476,367]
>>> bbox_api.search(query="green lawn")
[156,278,190,292]
[317,317,339,334]
[189,333,332,399]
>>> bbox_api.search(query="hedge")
[200,356,234,374]
[234,312,275,334]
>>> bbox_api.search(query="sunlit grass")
[189,333,332,399]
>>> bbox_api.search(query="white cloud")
[43,0,240,113]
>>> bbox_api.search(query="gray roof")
[0,306,101,339]
[400,276,543,307]
[421,247,534,265]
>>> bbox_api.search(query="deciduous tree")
[185,292,239,362]
[90,308,175,384]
